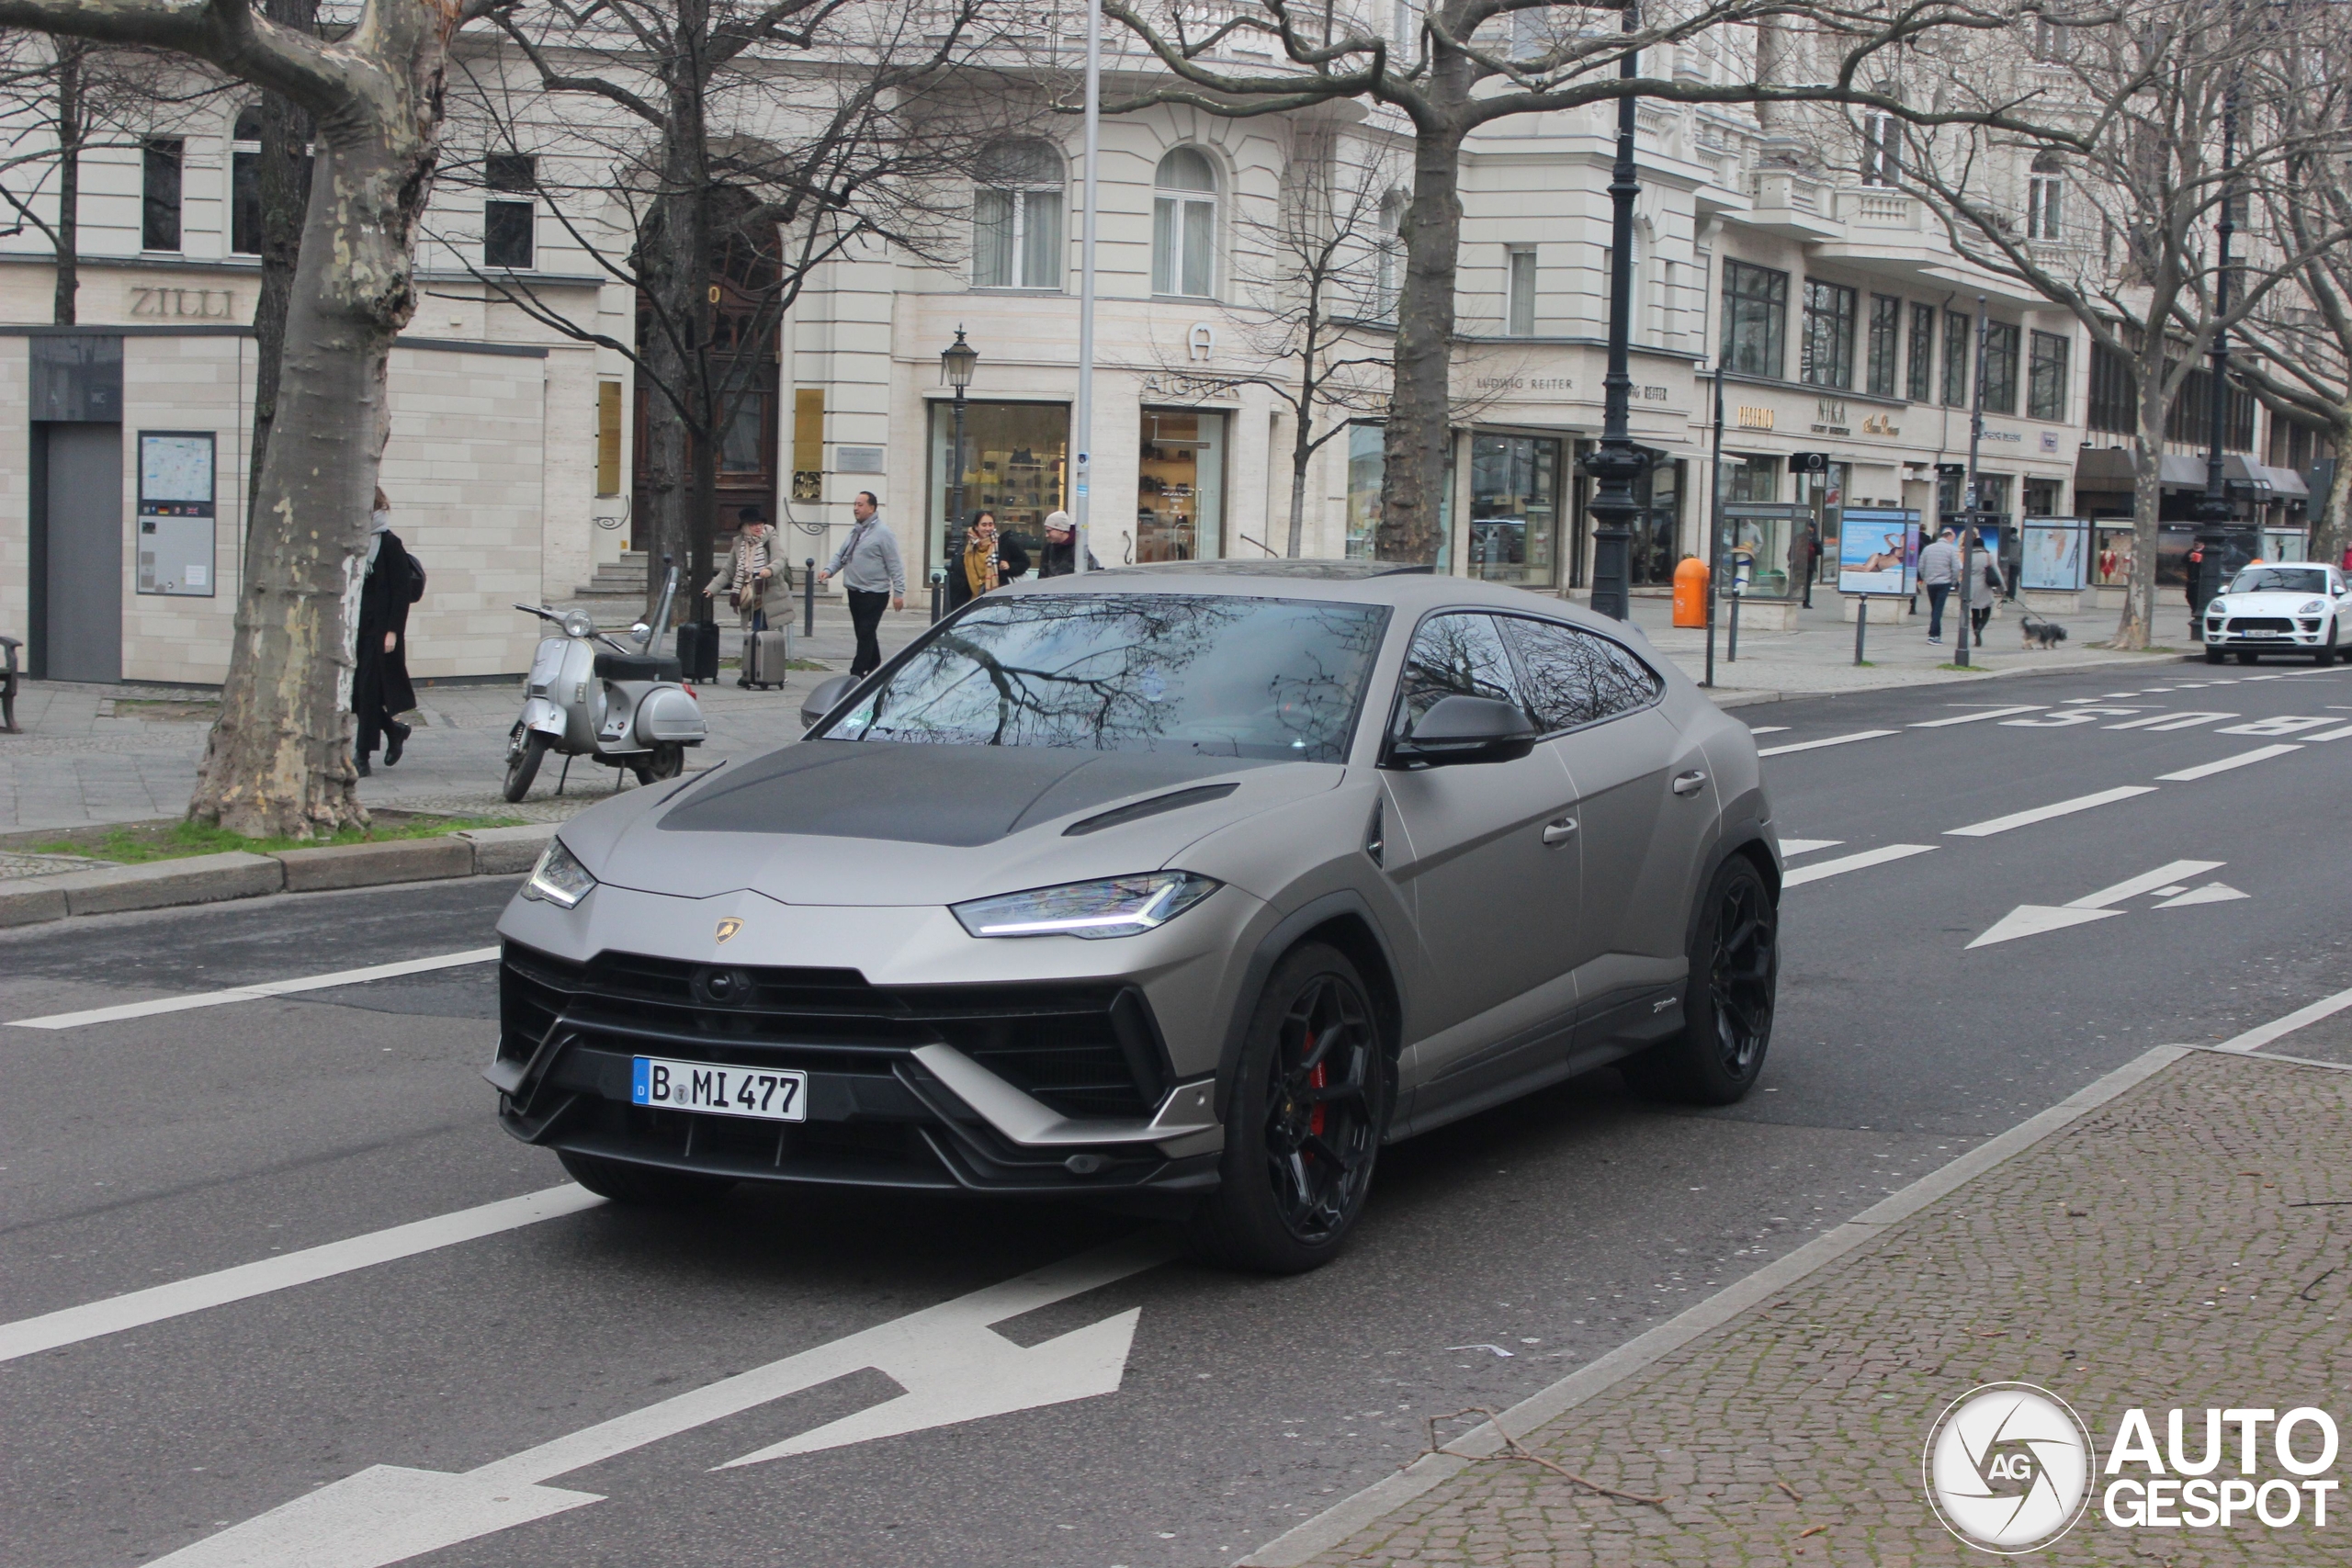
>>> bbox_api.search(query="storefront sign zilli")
[128,287,236,320]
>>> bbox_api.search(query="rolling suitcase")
[675,621,720,683]
[742,626,794,690]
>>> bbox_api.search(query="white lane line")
[7,947,502,1031]
[2154,744,2306,782]
[1781,844,1936,887]
[0,1184,603,1365]
[2301,724,2352,741]
[1778,839,1843,857]
[1945,785,2158,838]
[1908,705,2047,728]
[1756,729,1900,758]
[2213,983,2352,1054]
[1747,725,1791,735]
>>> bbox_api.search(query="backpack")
[404,552,426,604]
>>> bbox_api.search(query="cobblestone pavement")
[1293,1050,2352,1567]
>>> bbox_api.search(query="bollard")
[929,568,946,623]
[1853,595,1867,665]
[1726,581,1742,662]
[803,558,816,638]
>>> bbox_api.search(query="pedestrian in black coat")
[355,487,418,777]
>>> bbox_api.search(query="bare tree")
[1097,0,2040,566]
[244,0,317,510]
[1896,0,2352,647]
[0,0,503,837]
[461,0,1030,619]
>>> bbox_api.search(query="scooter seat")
[594,651,683,683]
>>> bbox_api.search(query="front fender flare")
[1211,887,1407,1120]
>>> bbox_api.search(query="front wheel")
[2317,624,2338,667]
[503,729,552,802]
[558,1148,734,1207]
[1624,855,1778,1106]
[1189,943,1390,1274]
[630,742,685,785]
[2205,646,2227,664]
[2236,649,2261,665]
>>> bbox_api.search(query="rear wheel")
[1624,855,1778,1106]
[2236,649,2261,665]
[503,728,551,802]
[630,741,685,785]
[558,1148,734,1207]
[1190,943,1390,1274]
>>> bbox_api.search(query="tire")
[1623,855,1778,1106]
[558,1148,734,1206]
[2204,646,2227,664]
[630,741,685,785]
[1189,943,1391,1274]
[2236,649,2261,665]
[503,729,551,802]
[2317,623,2338,667]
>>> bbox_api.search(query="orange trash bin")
[1672,554,1709,627]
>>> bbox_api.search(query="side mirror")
[1385,694,1539,769]
[799,673,858,731]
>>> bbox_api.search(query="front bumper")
[2203,615,2328,649]
[489,941,1224,1197]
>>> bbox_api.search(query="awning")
[2072,446,2309,498]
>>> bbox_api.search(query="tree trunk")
[2314,405,2352,570]
[1287,413,1312,558]
[2112,359,2171,651]
[1378,119,1464,564]
[636,42,714,627]
[248,0,319,513]
[188,20,452,838]
[50,44,78,325]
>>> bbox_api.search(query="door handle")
[1542,817,1578,846]
[1671,770,1709,796]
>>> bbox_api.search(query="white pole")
[1073,0,1102,574]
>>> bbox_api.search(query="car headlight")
[521,837,597,908]
[951,872,1220,939]
[2206,599,2225,614]
[2301,600,2326,615]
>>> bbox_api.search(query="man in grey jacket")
[1917,526,1961,645]
[818,491,906,677]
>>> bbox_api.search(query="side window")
[1394,613,1521,736]
[1498,617,1663,732]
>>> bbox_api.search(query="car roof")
[1001,560,1633,627]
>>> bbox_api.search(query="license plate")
[631,1056,807,1122]
[2245,629,2282,637]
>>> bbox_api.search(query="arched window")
[2028,152,2064,241]
[1152,148,1217,298]
[973,140,1063,289]
[230,107,262,255]
[1374,190,1404,319]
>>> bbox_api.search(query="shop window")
[1726,507,1793,597]
[231,107,262,256]
[928,400,1069,570]
[1469,434,1561,586]
[484,152,536,269]
[974,140,1064,290]
[1344,422,1452,567]
[141,137,183,252]
[1137,409,1225,562]
[1152,148,1217,298]
[1721,260,1787,378]
[1943,310,1972,407]
[1727,454,1778,502]
[2093,525,2135,586]
[1866,295,1901,399]
[1907,301,1936,403]
[2023,477,2064,517]
[1801,279,1857,389]
[1982,321,2020,415]
[1506,247,1536,336]
[2029,330,2070,423]
[1627,456,1683,588]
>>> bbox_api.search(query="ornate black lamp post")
[1580,7,1647,621]
[941,326,978,556]
[2193,96,2239,629]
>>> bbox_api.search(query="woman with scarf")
[354,487,419,778]
[944,511,1029,613]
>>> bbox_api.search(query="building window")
[1982,321,2020,415]
[2027,152,2064,241]
[1721,260,1788,378]
[2087,341,2135,436]
[1860,114,1898,186]
[1470,433,1562,586]
[1138,409,1227,561]
[1800,279,1857,389]
[2028,330,2070,422]
[1865,294,1902,398]
[1151,148,1217,298]
[2024,477,2064,516]
[230,107,262,256]
[483,152,536,269]
[973,140,1064,290]
[1943,310,1972,407]
[1374,191,1404,319]
[597,380,624,496]
[1907,301,1935,402]
[1727,454,1779,502]
[1506,246,1537,336]
[141,137,183,252]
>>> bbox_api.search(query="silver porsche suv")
[491,561,1781,1272]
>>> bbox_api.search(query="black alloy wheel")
[1192,943,1389,1273]
[1624,855,1779,1106]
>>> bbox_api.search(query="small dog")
[2018,612,2069,650]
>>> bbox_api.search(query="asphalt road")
[6,656,2351,1568]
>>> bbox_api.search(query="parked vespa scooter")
[504,558,707,801]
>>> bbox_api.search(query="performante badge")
[715,917,743,944]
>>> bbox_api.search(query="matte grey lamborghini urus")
[492,560,1781,1272]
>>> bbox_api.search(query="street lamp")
[941,327,978,606]
[1579,6,1647,621]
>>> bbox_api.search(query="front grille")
[500,941,1167,1120]
[2226,616,2295,633]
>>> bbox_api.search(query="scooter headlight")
[560,610,597,639]
[521,838,598,908]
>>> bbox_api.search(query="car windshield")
[820,593,1391,761]
[2228,567,2329,595]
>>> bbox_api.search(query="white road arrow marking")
[2154,883,2248,908]
[144,1234,1175,1568]
[1968,860,2225,949]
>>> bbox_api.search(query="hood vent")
[1063,782,1240,837]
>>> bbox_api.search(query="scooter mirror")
[800,674,857,731]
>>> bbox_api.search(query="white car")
[2202,563,2352,665]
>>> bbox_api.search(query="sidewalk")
[1255,1047,2352,1566]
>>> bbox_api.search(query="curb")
[1238,1042,2194,1567]
[0,823,555,931]
[1695,649,2194,713]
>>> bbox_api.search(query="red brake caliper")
[1306,1034,1328,1141]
